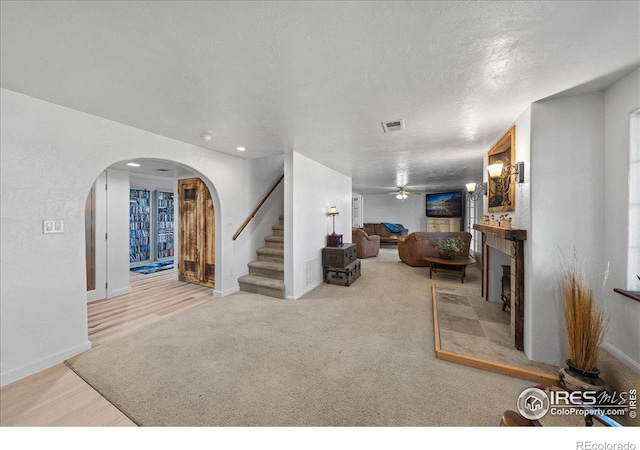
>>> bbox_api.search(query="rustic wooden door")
[178,178,215,288]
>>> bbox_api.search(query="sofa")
[352,228,381,258]
[363,223,408,245]
[398,231,472,267]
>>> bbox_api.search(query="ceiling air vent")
[381,119,404,133]
[156,168,172,172]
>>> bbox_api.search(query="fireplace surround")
[473,224,527,350]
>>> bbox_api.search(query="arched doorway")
[84,158,220,344]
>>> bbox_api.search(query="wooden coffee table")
[423,255,476,283]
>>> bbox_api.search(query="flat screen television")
[426,191,463,217]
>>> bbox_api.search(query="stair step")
[279,217,284,226]
[238,275,285,299]
[265,235,284,248]
[257,247,284,262]
[248,260,284,280]
[272,224,284,237]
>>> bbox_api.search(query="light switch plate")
[43,220,64,234]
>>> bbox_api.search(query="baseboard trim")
[108,286,132,298]
[86,289,106,303]
[0,341,92,387]
[435,349,561,385]
[602,342,640,374]
[288,279,323,301]
[213,286,240,298]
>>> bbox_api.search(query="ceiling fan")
[387,187,421,200]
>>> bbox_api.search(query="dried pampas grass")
[562,258,607,373]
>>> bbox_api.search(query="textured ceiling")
[1,1,638,194]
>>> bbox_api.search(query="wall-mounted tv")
[426,191,463,217]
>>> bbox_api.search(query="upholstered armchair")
[352,228,380,258]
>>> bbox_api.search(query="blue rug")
[130,260,174,275]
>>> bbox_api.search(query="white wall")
[0,89,281,386]
[360,193,426,234]
[603,68,640,371]
[106,169,132,298]
[528,93,605,365]
[234,156,285,281]
[86,171,107,302]
[286,152,352,300]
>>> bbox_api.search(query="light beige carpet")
[67,248,540,426]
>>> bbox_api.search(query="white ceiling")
[1,1,638,194]
[109,158,195,179]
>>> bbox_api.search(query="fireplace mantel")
[473,224,527,241]
[473,223,527,351]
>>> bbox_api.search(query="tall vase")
[559,359,606,393]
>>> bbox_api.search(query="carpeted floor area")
[67,248,541,426]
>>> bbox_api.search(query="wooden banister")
[232,173,284,241]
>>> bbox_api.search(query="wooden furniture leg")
[499,410,542,427]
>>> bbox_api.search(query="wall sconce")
[465,182,487,202]
[487,160,525,205]
[488,161,525,184]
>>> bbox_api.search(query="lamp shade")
[328,206,339,215]
[466,183,476,193]
[487,163,504,178]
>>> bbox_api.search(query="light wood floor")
[88,270,213,346]
[0,270,214,426]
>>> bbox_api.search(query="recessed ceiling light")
[200,134,212,142]
[127,162,141,167]
[236,146,246,152]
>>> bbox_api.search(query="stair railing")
[232,173,284,241]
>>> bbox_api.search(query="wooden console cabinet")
[426,217,461,232]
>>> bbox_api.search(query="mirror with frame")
[487,126,516,212]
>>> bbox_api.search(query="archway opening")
[84,158,220,345]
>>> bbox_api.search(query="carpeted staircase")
[238,215,285,299]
